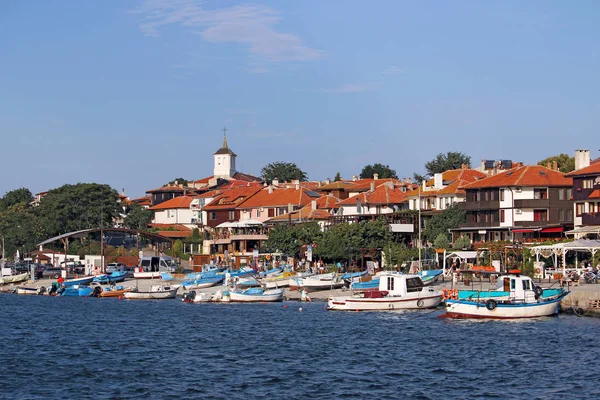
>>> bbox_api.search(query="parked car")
[42,267,64,279]
[106,262,126,273]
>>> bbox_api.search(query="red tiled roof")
[589,189,600,199]
[267,201,332,222]
[193,176,213,184]
[337,184,408,206]
[349,179,405,192]
[149,223,192,231]
[203,186,263,210]
[238,187,321,209]
[197,190,219,199]
[461,165,572,189]
[316,195,341,209]
[231,172,262,182]
[146,185,190,193]
[565,162,600,177]
[149,196,194,210]
[156,231,193,238]
[424,169,487,187]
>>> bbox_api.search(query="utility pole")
[418,183,422,271]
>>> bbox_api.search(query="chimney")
[174,180,178,186]
[295,183,300,190]
[434,173,443,189]
[272,178,279,186]
[552,161,558,171]
[122,188,125,195]
[461,164,468,170]
[404,177,412,184]
[546,161,552,169]
[325,178,330,185]
[370,182,375,192]
[352,175,358,181]
[311,200,317,210]
[268,186,273,194]
[292,179,299,185]
[575,149,590,171]
[386,181,394,189]
[373,173,379,180]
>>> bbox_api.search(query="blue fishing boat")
[350,278,380,293]
[228,287,284,302]
[181,276,224,290]
[92,271,127,284]
[62,276,95,287]
[441,271,570,319]
[60,285,94,297]
[419,269,443,286]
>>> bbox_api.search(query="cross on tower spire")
[222,127,228,149]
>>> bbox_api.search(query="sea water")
[1,294,599,399]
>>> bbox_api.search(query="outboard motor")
[48,283,58,296]
[37,286,47,296]
[183,290,196,303]
[91,286,103,297]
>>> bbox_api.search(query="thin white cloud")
[383,66,404,75]
[322,83,378,93]
[132,0,324,62]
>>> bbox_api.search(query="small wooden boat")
[328,273,443,311]
[62,276,95,287]
[182,290,215,303]
[263,271,296,289]
[228,287,284,302]
[0,272,29,285]
[441,271,569,319]
[122,285,180,300]
[15,286,43,295]
[89,284,133,298]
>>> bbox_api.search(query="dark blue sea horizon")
[1,293,599,400]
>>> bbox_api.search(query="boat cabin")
[375,273,424,296]
[493,273,537,300]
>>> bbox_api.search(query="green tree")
[359,163,398,179]
[166,178,189,186]
[417,151,471,179]
[433,233,450,249]
[333,172,342,182]
[260,161,308,184]
[316,219,391,262]
[453,235,471,250]
[123,203,153,231]
[0,202,39,258]
[537,153,575,173]
[423,204,466,243]
[36,183,121,237]
[0,188,33,211]
[262,221,322,257]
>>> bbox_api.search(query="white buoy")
[299,307,303,312]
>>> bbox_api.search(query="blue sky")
[1,0,599,198]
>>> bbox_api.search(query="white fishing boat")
[441,271,569,319]
[327,273,443,311]
[263,271,297,289]
[15,286,45,295]
[229,287,284,302]
[182,290,215,303]
[0,272,29,285]
[122,285,180,300]
[298,273,345,292]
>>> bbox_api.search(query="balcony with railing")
[582,213,600,226]
[513,199,550,208]
[458,200,500,211]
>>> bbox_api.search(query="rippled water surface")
[1,294,599,399]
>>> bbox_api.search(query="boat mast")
[418,182,422,271]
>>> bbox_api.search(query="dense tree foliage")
[316,218,391,261]
[0,202,38,259]
[414,152,471,180]
[260,161,308,184]
[123,203,153,230]
[333,172,342,182]
[167,178,189,186]
[359,163,398,179]
[36,183,121,237]
[538,153,575,173]
[423,204,466,243]
[262,222,322,257]
[453,235,471,250]
[0,188,32,211]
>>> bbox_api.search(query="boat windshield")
[406,277,424,292]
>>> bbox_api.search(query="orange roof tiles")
[461,165,572,189]
[149,196,195,210]
[316,195,341,209]
[565,162,600,177]
[203,186,263,210]
[238,187,321,209]
[589,189,600,199]
[337,184,408,206]
[267,201,332,222]
[146,185,190,193]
